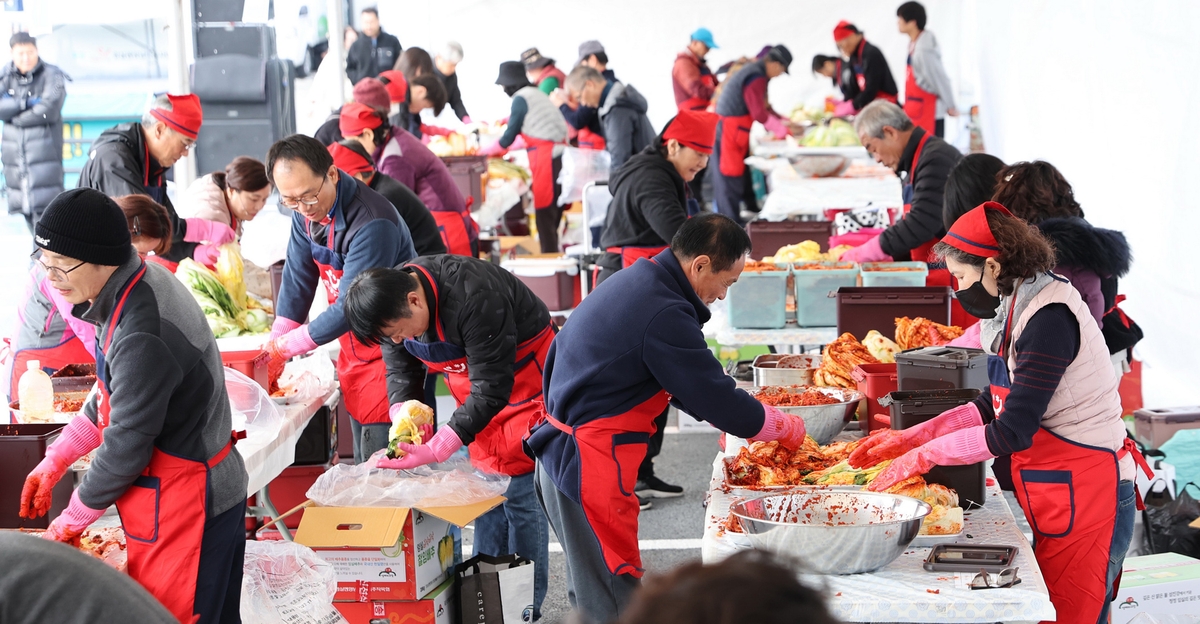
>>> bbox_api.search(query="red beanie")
[149,93,203,140]
[662,110,719,155]
[833,20,858,42]
[352,78,390,111]
[328,142,374,176]
[942,201,1014,258]
[378,70,408,104]
[339,102,385,138]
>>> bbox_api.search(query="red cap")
[352,77,390,111]
[149,93,203,139]
[663,110,719,155]
[941,201,1014,258]
[378,70,408,104]
[833,20,858,42]
[339,102,384,138]
[328,142,374,176]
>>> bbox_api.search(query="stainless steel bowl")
[790,154,851,178]
[751,385,862,445]
[751,354,821,387]
[730,490,931,574]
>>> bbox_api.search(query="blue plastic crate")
[793,262,859,327]
[727,268,789,329]
[860,262,929,287]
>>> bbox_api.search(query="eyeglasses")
[278,175,327,209]
[969,567,1021,590]
[31,250,85,282]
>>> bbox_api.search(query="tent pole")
[327,0,347,106]
[168,0,197,188]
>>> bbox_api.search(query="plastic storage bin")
[1134,406,1200,449]
[882,389,986,509]
[792,262,859,327]
[836,287,953,341]
[727,268,790,329]
[851,363,899,432]
[221,350,272,391]
[896,347,990,392]
[503,257,580,312]
[0,423,71,529]
[441,155,488,211]
[860,262,929,287]
[746,219,834,259]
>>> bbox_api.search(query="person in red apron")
[7,262,96,407]
[22,188,248,623]
[897,2,959,138]
[851,203,1149,624]
[711,45,793,225]
[831,22,899,117]
[482,61,569,253]
[527,214,808,623]
[264,134,418,463]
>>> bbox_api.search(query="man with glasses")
[77,93,236,265]
[265,134,417,462]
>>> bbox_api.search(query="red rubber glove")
[867,426,995,492]
[750,405,808,450]
[376,426,463,470]
[838,235,892,264]
[267,325,318,361]
[183,218,236,245]
[849,401,983,469]
[20,416,101,519]
[43,490,105,546]
[833,100,857,117]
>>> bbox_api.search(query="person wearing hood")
[831,21,899,116]
[480,61,569,253]
[712,45,794,225]
[521,47,566,95]
[563,66,654,176]
[549,40,614,151]
[897,2,958,137]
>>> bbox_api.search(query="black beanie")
[35,188,132,267]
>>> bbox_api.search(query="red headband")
[663,110,719,155]
[328,143,373,176]
[942,201,1014,258]
[149,93,203,140]
[378,70,408,103]
[833,20,857,42]
[339,102,385,138]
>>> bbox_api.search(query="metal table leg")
[249,482,293,541]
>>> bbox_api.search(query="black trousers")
[935,118,945,138]
[536,155,565,253]
[638,406,669,480]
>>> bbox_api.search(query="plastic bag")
[225,366,283,431]
[276,354,336,403]
[1143,482,1200,558]
[557,147,611,206]
[240,540,342,624]
[306,454,511,508]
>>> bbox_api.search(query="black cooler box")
[896,347,989,392]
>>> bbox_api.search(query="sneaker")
[637,494,653,511]
[636,475,685,499]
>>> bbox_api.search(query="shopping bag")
[456,553,535,624]
[1143,482,1200,558]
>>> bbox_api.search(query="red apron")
[902,38,938,134]
[605,246,668,269]
[311,215,390,425]
[577,128,607,151]
[401,265,552,476]
[94,264,238,623]
[543,390,669,577]
[9,339,94,403]
[717,115,753,177]
[431,210,477,256]
[523,135,559,210]
[854,40,899,104]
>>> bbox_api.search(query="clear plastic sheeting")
[240,540,342,624]
[277,355,337,404]
[557,147,611,206]
[225,366,283,431]
[306,454,511,508]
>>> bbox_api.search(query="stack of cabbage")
[802,118,861,147]
[176,244,270,338]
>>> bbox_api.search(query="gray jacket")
[598,82,656,175]
[0,60,67,217]
[76,251,247,517]
[909,30,956,118]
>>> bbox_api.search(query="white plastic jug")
[17,360,54,423]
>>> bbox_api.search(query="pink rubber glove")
[838,235,892,263]
[763,115,791,140]
[750,405,808,450]
[388,403,436,442]
[868,425,995,492]
[193,244,222,266]
[269,316,302,342]
[267,325,318,361]
[479,140,506,157]
[43,490,105,546]
[461,116,473,124]
[849,401,982,469]
[508,135,529,152]
[833,100,857,117]
[376,426,463,469]
[947,322,982,348]
[183,218,236,245]
[20,415,101,519]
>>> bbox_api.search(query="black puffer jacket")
[1038,216,1131,326]
[345,29,402,85]
[598,144,688,273]
[880,127,962,259]
[368,171,447,256]
[381,255,551,443]
[0,60,68,221]
[598,82,656,175]
[76,123,193,262]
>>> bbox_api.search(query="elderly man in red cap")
[78,93,235,265]
[831,21,899,116]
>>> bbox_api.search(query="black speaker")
[195,24,275,59]
[293,403,337,466]
[193,57,295,173]
[194,0,246,23]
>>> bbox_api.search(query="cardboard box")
[334,577,456,624]
[295,497,502,602]
[1111,553,1200,624]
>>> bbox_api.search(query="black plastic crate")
[836,287,952,341]
[293,402,338,466]
[896,347,990,392]
[882,389,986,509]
[0,424,71,529]
[746,219,834,259]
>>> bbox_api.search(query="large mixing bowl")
[752,354,821,387]
[790,154,851,178]
[730,490,931,574]
[751,386,861,445]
